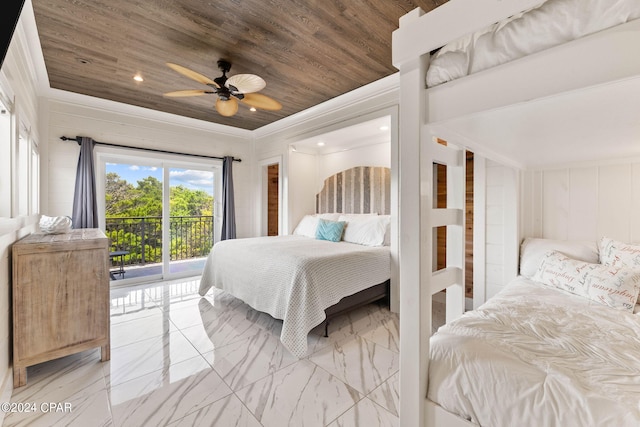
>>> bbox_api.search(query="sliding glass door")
[167,167,215,276]
[99,154,219,283]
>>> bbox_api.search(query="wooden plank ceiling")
[32,0,446,130]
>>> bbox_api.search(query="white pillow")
[293,215,318,238]
[533,251,640,312]
[293,213,342,238]
[339,215,388,247]
[599,237,640,304]
[378,215,391,246]
[519,238,598,279]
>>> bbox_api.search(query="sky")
[106,163,214,196]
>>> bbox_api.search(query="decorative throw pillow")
[339,215,389,246]
[316,219,346,242]
[599,237,640,304]
[533,251,640,312]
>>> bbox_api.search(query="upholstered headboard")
[316,166,390,215]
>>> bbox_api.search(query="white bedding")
[428,276,640,427]
[426,0,640,87]
[198,235,390,357]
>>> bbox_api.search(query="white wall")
[317,142,391,192]
[0,6,42,416]
[287,151,318,233]
[45,100,255,238]
[521,159,640,243]
[483,159,519,300]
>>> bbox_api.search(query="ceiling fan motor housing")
[214,59,233,100]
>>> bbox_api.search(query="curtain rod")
[59,136,241,162]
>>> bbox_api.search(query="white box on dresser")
[11,228,110,388]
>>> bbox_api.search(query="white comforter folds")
[426,0,640,87]
[429,277,640,427]
[199,235,390,357]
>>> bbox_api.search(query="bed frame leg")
[324,321,329,338]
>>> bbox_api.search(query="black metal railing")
[105,216,214,267]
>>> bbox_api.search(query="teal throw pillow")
[316,219,345,242]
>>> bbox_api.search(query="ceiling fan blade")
[216,98,239,117]
[240,93,282,111]
[163,90,211,97]
[226,74,266,94]
[166,63,219,87]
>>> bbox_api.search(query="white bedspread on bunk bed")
[428,276,640,427]
[426,0,640,87]
[198,235,390,357]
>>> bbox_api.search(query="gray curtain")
[221,156,236,240]
[71,136,98,228]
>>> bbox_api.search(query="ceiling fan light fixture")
[215,98,239,117]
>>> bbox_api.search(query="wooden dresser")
[12,228,110,387]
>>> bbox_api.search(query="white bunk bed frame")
[391,1,640,426]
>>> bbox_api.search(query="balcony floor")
[111,258,207,281]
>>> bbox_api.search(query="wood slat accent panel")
[267,164,279,236]
[465,151,474,297]
[436,151,474,298]
[316,166,391,215]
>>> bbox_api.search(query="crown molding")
[47,89,253,139]
[252,73,399,140]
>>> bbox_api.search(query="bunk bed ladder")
[426,140,466,323]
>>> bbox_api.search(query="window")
[17,125,29,216]
[0,96,11,218]
[98,150,221,283]
[31,142,39,214]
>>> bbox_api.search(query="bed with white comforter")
[428,276,640,427]
[198,235,390,357]
[426,0,640,87]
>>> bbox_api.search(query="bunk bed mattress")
[428,276,640,427]
[426,0,640,87]
[198,235,390,357]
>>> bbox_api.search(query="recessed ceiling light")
[380,125,389,131]
[133,74,144,82]
[249,107,257,112]
[317,142,325,147]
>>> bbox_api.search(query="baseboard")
[0,367,13,426]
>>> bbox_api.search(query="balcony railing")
[105,216,214,267]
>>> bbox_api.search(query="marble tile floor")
[4,277,422,427]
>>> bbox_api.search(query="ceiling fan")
[163,60,282,117]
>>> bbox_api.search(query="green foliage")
[105,172,214,265]
[105,172,135,216]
